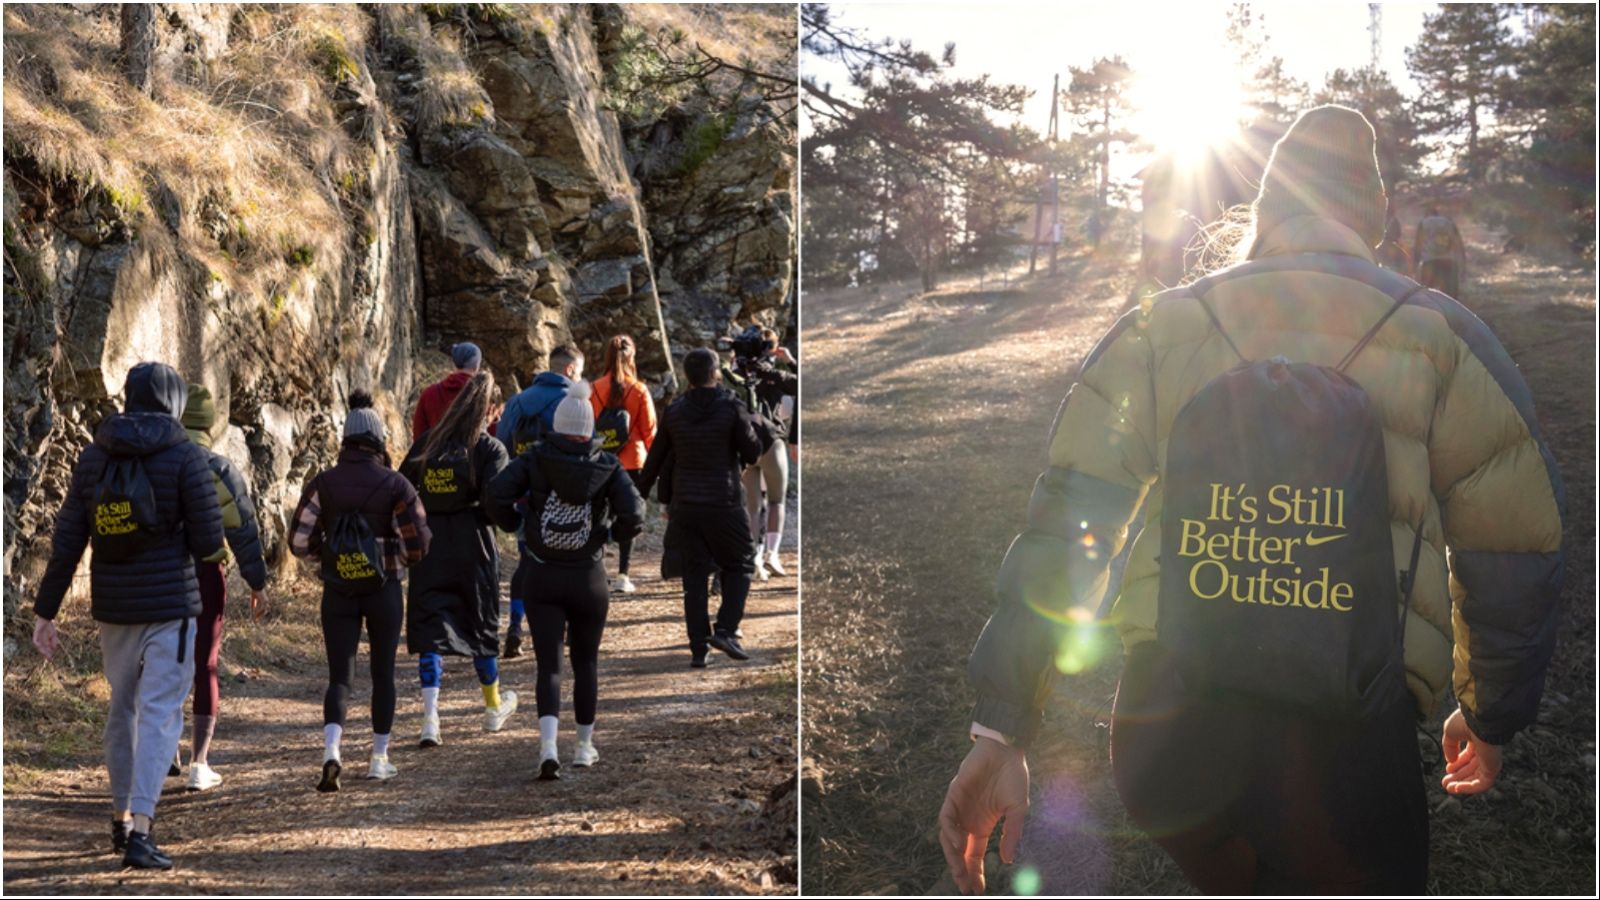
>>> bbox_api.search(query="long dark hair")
[601,334,637,403]
[416,371,495,463]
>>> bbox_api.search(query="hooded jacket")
[486,434,644,565]
[412,370,474,441]
[35,363,226,624]
[499,372,575,456]
[184,389,268,590]
[968,215,1565,749]
[638,386,763,509]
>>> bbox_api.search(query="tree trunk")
[1467,96,1481,181]
[121,4,157,96]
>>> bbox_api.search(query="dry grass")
[2,4,371,304]
[623,4,796,77]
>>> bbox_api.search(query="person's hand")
[773,347,795,366]
[939,735,1030,894]
[249,589,269,621]
[1441,707,1503,796]
[32,617,60,660]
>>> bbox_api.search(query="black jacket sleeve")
[486,454,532,534]
[734,404,764,466]
[181,445,226,562]
[607,462,646,540]
[214,456,269,591]
[476,433,512,511]
[638,416,675,500]
[34,448,97,620]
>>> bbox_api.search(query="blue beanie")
[451,342,482,371]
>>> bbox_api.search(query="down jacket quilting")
[969,216,1565,748]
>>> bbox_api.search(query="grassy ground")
[799,225,1596,895]
[4,524,799,894]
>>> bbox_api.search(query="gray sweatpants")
[742,442,789,544]
[100,618,196,819]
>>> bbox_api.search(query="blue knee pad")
[473,654,498,686]
[419,652,443,689]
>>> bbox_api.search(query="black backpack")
[417,442,477,515]
[511,394,564,457]
[1156,279,1428,720]
[318,479,388,594]
[91,455,164,563]
[595,380,632,454]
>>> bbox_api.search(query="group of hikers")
[941,105,1564,894]
[1373,204,1468,298]
[29,326,797,870]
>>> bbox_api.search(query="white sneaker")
[573,740,599,768]
[186,761,222,792]
[484,689,519,733]
[420,714,441,748]
[765,552,787,577]
[752,553,770,582]
[614,574,637,594]
[367,753,398,781]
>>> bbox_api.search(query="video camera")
[728,324,771,366]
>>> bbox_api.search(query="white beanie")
[553,381,594,437]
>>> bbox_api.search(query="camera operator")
[721,326,797,579]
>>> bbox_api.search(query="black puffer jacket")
[638,386,763,508]
[487,434,644,566]
[35,363,225,624]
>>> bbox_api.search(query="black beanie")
[1252,105,1387,250]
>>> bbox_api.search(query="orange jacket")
[590,375,657,470]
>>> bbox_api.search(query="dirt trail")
[4,537,798,895]
[801,232,1595,895]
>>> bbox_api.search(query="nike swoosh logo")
[1304,532,1348,547]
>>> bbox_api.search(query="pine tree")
[1406,4,1514,182]
[1064,56,1135,213]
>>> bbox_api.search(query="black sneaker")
[708,632,749,661]
[538,757,561,781]
[690,650,709,669]
[122,830,172,870]
[110,819,131,855]
[316,758,342,793]
[503,631,522,659]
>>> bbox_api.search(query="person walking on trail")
[486,384,644,780]
[1413,206,1466,299]
[289,391,432,793]
[30,362,224,870]
[638,348,766,668]
[497,344,585,659]
[177,383,270,793]
[399,371,515,748]
[589,334,657,595]
[1375,210,1412,277]
[721,326,798,580]
[937,105,1565,895]
[413,342,490,440]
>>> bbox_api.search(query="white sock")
[422,686,440,719]
[764,532,782,554]
[539,715,559,758]
[577,723,594,745]
[323,724,343,763]
[373,733,390,757]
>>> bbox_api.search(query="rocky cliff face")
[2,3,795,615]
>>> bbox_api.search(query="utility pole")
[1368,3,1382,70]
[1029,73,1061,276]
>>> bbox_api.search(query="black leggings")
[616,470,643,575]
[521,559,609,725]
[321,578,403,735]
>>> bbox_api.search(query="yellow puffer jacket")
[969,216,1565,747]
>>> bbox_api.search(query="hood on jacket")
[531,371,573,392]
[537,434,615,504]
[95,411,192,458]
[682,386,731,423]
[124,362,187,418]
[438,369,474,392]
[183,383,217,448]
